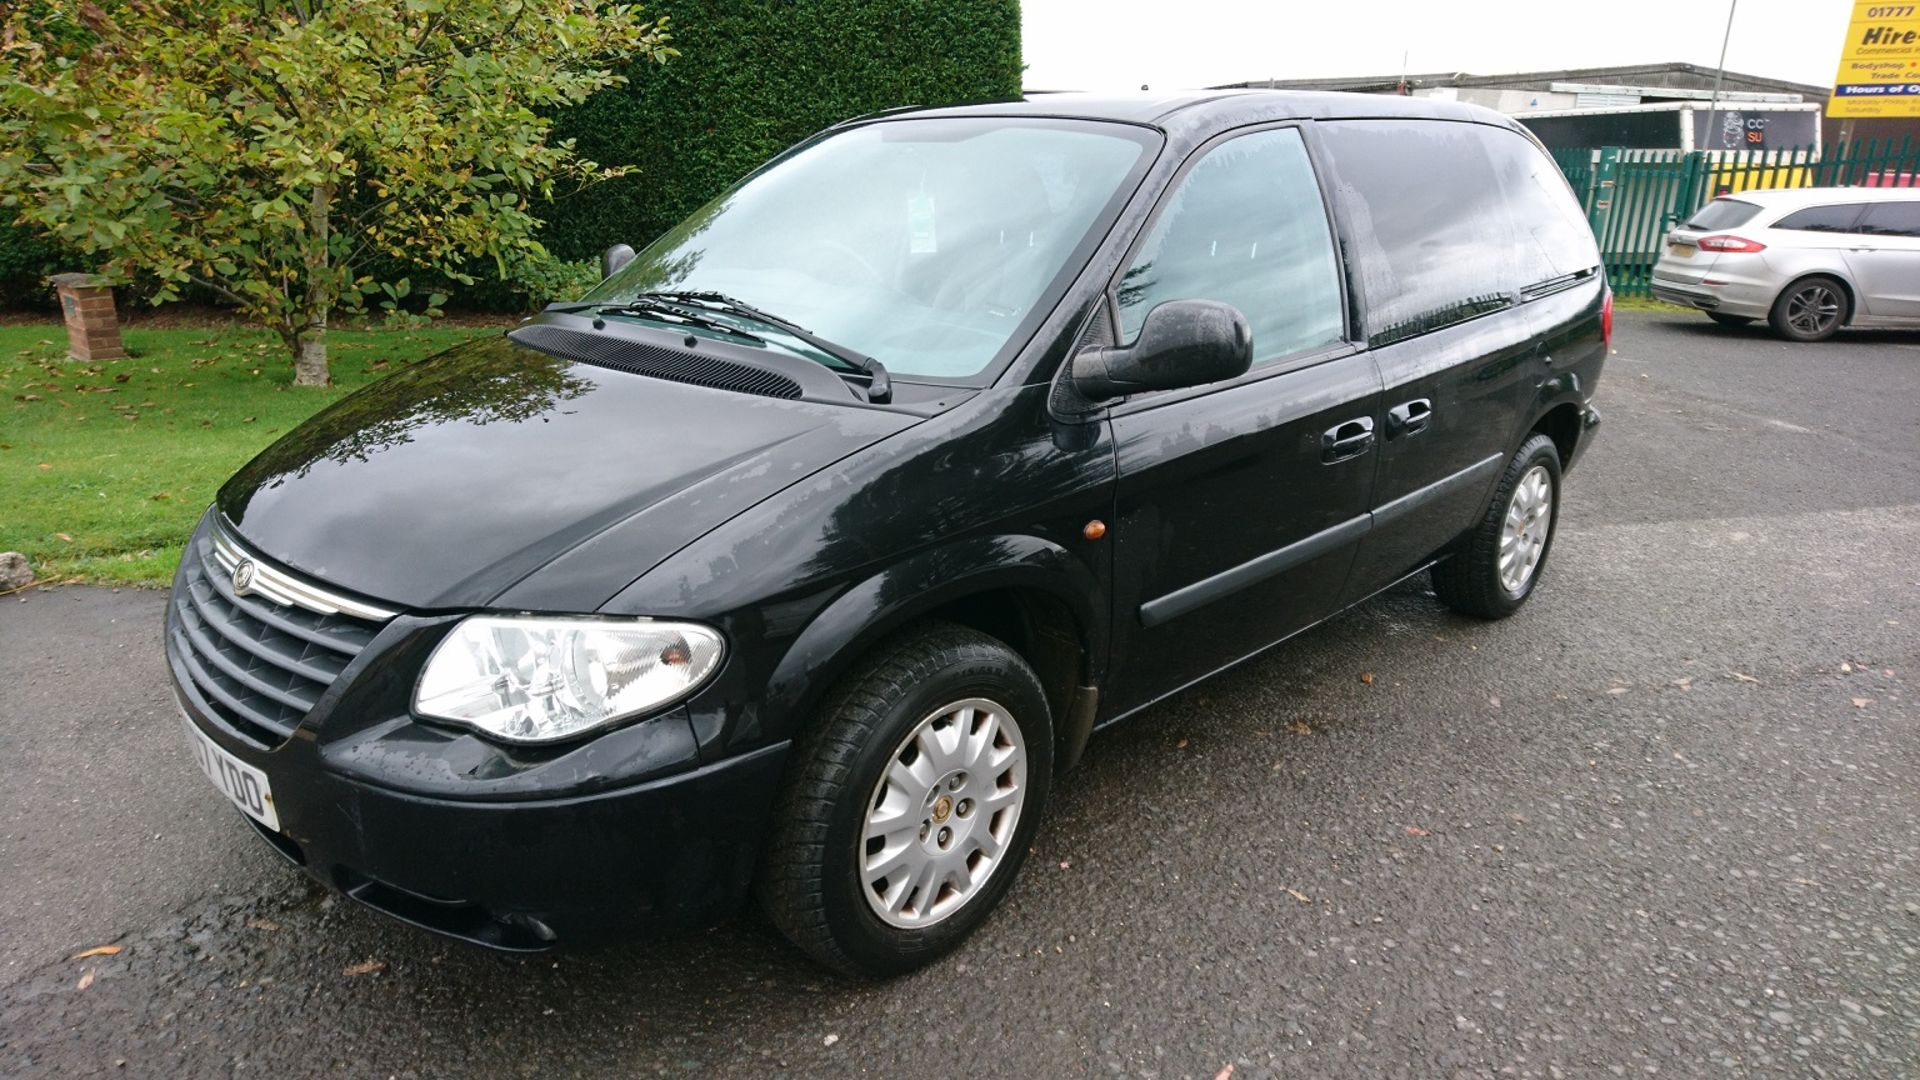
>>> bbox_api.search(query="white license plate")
[181,714,280,831]
[1668,242,1696,258]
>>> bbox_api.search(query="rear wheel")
[757,623,1052,977]
[1768,275,1846,342]
[1706,312,1755,327]
[1431,434,1561,620]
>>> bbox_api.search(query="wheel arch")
[1775,269,1857,324]
[758,533,1107,768]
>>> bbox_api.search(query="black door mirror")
[600,243,636,280]
[1071,300,1252,401]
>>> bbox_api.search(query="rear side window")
[1773,204,1866,233]
[1475,126,1602,287]
[1685,199,1763,230]
[1858,201,1920,238]
[1116,127,1345,365]
[1318,120,1520,344]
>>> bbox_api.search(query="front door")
[1845,200,1920,319]
[1103,124,1381,716]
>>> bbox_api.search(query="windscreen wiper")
[635,290,892,404]
[589,297,768,345]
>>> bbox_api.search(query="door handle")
[1321,416,1375,463]
[1386,398,1432,438]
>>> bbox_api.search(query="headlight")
[413,615,725,744]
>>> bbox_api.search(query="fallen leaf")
[1175,738,1189,749]
[76,969,94,991]
[1406,825,1431,837]
[1841,661,1854,673]
[1852,698,1871,708]
[245,918,281,932]
[1671,677,1692,691]
[1284,888,1311,904]
[823,1033,840,1047]
[1214,1066,1235,1080]
[1606,686,1629,696]
[1285,721,1313,736]
[342,959,386,977]
[242,416,256,423]
[148,492,170,501]
[1729,672,1760,684]
[69,944,121,960]
[1059,859,1071,870]
[37,462,51,470]
[1360,672,1374,684]
[56,532,73,542]
[113,373,130,382]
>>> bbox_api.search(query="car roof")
[885,89,1526,137]
[1712,185,1920,209]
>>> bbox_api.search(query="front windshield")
[585,118,1156,382]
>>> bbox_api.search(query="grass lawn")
[1,321,498,587]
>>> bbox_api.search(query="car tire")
[757,622,1053,977]
[1431,433,1562,620]
[1768,275,1847,342]
[1706,312,1755,327]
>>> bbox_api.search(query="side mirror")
[600,243,636,280]
[1071,300,1252,401]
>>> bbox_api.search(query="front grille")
[168,523,386,748]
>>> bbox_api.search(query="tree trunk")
[291,182,333,387]
[294,332,328,387]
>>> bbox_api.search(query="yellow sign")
[1831,1,1920,117]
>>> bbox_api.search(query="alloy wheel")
[859,697,1027,929]
[1786,284,1841,337]
[1498,464,1553,594]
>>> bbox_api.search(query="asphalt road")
[3,311,1917,1078]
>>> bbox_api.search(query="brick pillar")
[50,273,126,362]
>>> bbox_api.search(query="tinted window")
[1858,201,1920,238]
[1475,126,1601,286]
[1685,199,1763,230]
[1318,120,1518,344]
[1116,127,1344,364]
[1773,204,1866,233]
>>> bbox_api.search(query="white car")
[1650,186,1920,341]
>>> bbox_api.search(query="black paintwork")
[173,91,1607,948]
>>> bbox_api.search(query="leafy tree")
[0,1,673,385]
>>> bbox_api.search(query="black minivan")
[168,91,1607,975]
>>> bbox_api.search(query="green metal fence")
[1549,139,1920,297]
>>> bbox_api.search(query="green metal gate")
[1548,139,1920,297]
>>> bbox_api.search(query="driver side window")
[1116,128,1345,364]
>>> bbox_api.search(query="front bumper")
[165,516,787,950]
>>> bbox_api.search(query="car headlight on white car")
[413,615,725,744]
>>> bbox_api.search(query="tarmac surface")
[2,311,1917,1077]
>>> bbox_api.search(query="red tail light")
[1602,287,1614,348]
[1697,234,1767,253]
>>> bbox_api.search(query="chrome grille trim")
[210,518,398,622]
[169,519,389,749]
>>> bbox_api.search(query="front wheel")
[1431,433,1562,619]
[757,623,1053,976]
[1768,276,1846,342]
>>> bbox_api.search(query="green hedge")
[0,0,1022,310]
[540,0,1023,263]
